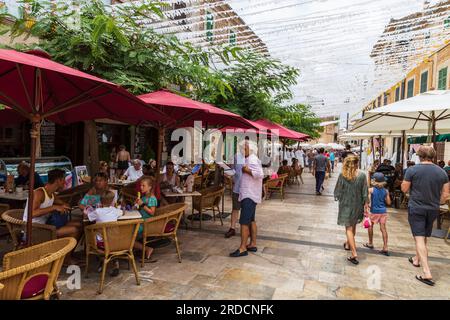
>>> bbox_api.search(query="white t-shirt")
[124,166,143,181]
[88,207,123,223]
[88,206,123,242]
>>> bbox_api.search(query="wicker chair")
[0,237,77,300]
[1,209,56,250]
[193,175,203,191]
[140,203,187,266]
[224,175,233,196]
[192,186,225,229]
[84,219,142,294]
[0,204,10,237]
[265,174,288,201]
[438,199,450,230]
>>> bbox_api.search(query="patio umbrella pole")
[156,126,164,184]
[359,139,363,168]
[26,116,40,246]
[401,130,406,169]
[371,137,375,162]
[378,135,382,163]
[432,111,437,163]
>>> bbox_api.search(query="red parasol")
[0,49,168,245]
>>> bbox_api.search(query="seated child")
[87,190,123,276]
[134,177,158,263]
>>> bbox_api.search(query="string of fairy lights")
[10,0,445,117]
[127,0,449,117]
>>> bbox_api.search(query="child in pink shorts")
[364,172,391,256]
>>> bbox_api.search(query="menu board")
[74,165,89,186]
[40,121,55,156]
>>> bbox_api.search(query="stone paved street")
[6,164,449,300]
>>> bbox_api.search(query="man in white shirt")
[230,140,264,257]
[122,159,143,181]
[295,147,305,168]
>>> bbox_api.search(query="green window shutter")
[206,11,214,42]
[229,30,236,45]
[407,79,414,98]
[420,71,428,93]
[395,87,400,101]
[445,16,450,29]
[438,67,448,90]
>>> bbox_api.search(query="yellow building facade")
[365,41,450,112]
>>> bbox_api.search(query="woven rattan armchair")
[84,219,142,294]
[0,203,10,236]
[1,209,56,250]
[438,198,450,230]
[192,186,225,229]
[140,203,187,266]
[0,237,76,300]
[265,174,288,201]
[193,175,203,191]
[224,175,233,196]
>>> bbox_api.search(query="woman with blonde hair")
[334,155,369,265]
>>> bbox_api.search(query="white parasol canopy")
[327,143,345,150]
[352,91,450,133]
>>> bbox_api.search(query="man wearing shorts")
[402,146,449,286]
[229,141,264,257]
[224,150,245,238]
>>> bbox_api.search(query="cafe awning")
[254,119,309,141]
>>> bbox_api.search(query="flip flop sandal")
[343,243,350,251]
[415,275,435,286]
[378,250,390,256]
[363,243,374,249]
[347,256,359,265]
[246,246,257,252]
[408,257,420,268]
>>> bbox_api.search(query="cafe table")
[82,209,143,223]
[161,190,202,228]
[0,191,29,202]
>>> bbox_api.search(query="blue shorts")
[408,207,438,237]
[239,198,256,225]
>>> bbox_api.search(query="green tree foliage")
[0,0,322,138]
[0,0,237,96]
[271,104,323,139]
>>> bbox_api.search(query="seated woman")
[160,162,180,190]
[98,161,110,179]
[79,172,116,210]
[277,160,292,176]
[160,162,181,205]
[15,161,44,189]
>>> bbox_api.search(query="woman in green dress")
[334,155,368,265]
